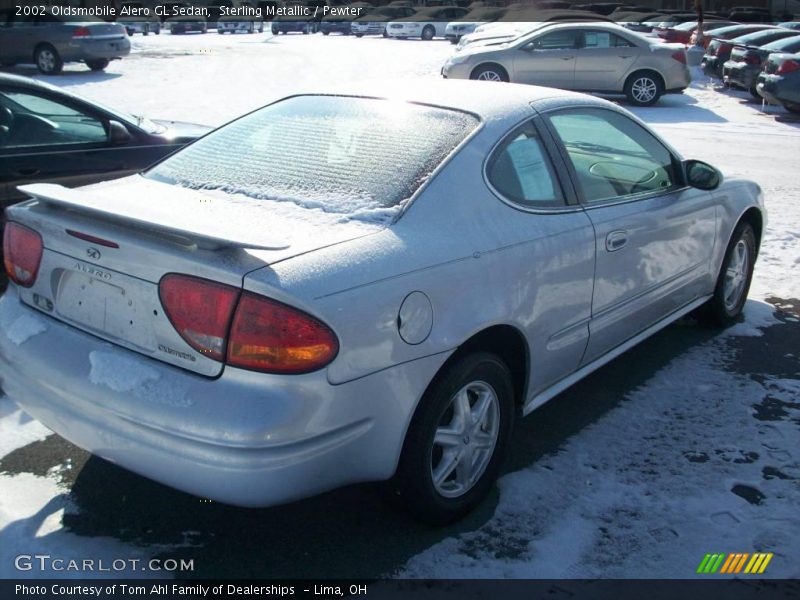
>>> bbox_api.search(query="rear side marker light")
[3,222,43,288]
[672,51,687,64]
[227,293,339,374]
[777,60,800,75]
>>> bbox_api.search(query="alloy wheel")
[430,380,500,498]
[476,70,502,82]
[37,50,56,73]
[631,77,657,104]
[723,239,749,311]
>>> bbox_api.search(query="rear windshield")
[146,96,478,223]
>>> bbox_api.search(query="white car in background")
[386,6,469,40]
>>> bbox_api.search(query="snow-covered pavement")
[1,33,798,580]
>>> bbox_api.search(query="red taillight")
[159,274,239,361]
[719,42,732,55]
[3,222,43,288]
[671,50,687,64]
[744,55,760,65]
[72,26,92,38]
[777,59,800,75]
[158,274,339,373]
[227,293,339,374]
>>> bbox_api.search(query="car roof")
[308,79,603,120]
[0,72,59,91]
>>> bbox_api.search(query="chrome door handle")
[561,57,574,60]
[619,55,632,59]
[606,230,628,252]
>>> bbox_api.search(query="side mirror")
[684,159,721,191]
[108,120,133,145]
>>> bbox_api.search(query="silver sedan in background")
[443,22,691,106]
[0,81,763,524]
[0,10,130,74]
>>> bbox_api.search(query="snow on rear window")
[145,96,478,223]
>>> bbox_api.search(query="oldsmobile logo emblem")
[86,247,101,260]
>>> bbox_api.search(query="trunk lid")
[9,176,383,376]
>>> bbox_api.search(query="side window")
[528,30,579,51]
[548,108,678,204]
[0,90,108,149]
[582,31,636,49]
[487,125,564,208]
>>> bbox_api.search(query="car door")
[512,29,579,88]
[545,107,717,364]
[574,29,641,91]
[0,86,145,208]
[0,10,35,62]
[484,119,596,397]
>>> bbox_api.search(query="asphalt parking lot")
[1,32,799,579]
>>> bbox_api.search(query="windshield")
[146,96,478,223]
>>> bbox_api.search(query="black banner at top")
[0,0,795,25]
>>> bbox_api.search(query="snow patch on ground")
[0,396,52,458]
[0,473,161,579]
[89,350,160,393]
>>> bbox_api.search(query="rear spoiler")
[18,183,290,251]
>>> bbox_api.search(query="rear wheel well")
[440,325,528,410]
[626,69,665,89]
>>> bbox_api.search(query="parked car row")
[692,22,800,111]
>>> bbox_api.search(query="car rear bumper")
[66,38,131,60]
[723,61,758,89]
[351,23,385,35]
[386,24,421,38]
[0,287,445,507]
[756,73,800,105]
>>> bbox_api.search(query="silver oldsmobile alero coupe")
[0,80,764,523]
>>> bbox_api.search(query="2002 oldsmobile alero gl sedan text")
[0,80,765,524]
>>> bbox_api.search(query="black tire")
[382,30,388,38]
[34,44,63,75]
[86,59,109,71]
[421,25,435,41]
[783,102,800,114]
[272,26,279,34]
[624,71,663,106]
[700,221,757,326]
[749,86,761,99]
[355,33,363,37]
[470,63,509,82]
[218,29,225,34]
[322,31,329,35]
[390,352,515,525]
